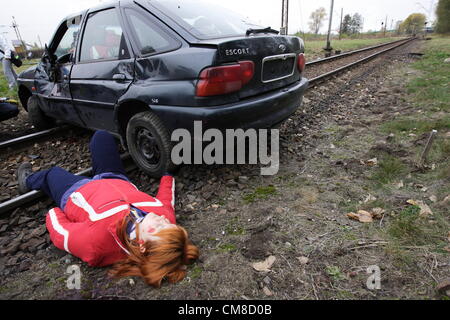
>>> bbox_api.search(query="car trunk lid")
[195,35,304,99]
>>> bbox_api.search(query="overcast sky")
[0,0,437,46]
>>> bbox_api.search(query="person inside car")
[17,130,199,287]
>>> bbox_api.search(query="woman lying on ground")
[17,130,199,287]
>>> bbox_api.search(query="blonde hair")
[109,216,199,287]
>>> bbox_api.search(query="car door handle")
[113,73,126,81]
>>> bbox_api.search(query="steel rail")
[0,127,66,150]
[0,38,416,215]
[306,37,413,66]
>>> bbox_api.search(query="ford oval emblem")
[279,44,287,52]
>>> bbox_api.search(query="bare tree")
[309,7,327,34]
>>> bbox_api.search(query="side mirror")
[43,44,56,65]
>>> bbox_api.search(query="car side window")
[79,9,129,62]
[125,8,179,56]
[53,17,81,60]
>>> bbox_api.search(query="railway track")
[0,37,413,153]
[306,37,411,66]
[0,37,417,215]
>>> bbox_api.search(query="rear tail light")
[196,61,255,97]
[297,53,306,73]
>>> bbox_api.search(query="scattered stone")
[9,215,20,227]
[297,256,309,265]
[436,279,450,296]
[387,133,395,142]
[238,176,249,184]
[18,260,31,272]
[6,256,19,266]
[1,239,22,256]
[18,216,33,225]
[394,181,404,189]
[61,254,73,264]
[444,58,450,64]
[19,238,46,253]
[363,194,377,203]
[429,195,438,203]
[262,287,273,296]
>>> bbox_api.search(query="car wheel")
[126,111,175,178]
[27,96,55,131]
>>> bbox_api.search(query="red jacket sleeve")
[46,207,99,266]
[155,175,175,216]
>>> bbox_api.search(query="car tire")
[27,96,55,131]
[126,111,176,178]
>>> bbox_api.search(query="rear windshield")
[148,0,263,39]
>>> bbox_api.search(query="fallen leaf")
[347,210,373,223]
[252,256,276,272]
[366,158,378,166]
[371,208,386,219]
[447,231,450,243]
[407,199,433,217]
[429,195,438,203]
[297,256,309,265]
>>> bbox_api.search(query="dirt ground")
[0,39,448,300]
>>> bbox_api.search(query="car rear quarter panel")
[119,46,239,109]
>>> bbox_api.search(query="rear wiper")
[246,27,279,36]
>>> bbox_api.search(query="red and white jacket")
[45,176,175,267]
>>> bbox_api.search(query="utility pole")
[281,0,289,35]
[384,15,388,37]
[37,35,43,49]
[338,8,344,40]
[325,0,334,52]
[11,16,27,55]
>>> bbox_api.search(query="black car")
[17,0,308,177]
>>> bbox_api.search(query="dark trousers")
[26,131,127,207]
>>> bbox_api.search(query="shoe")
[17,162,33,194]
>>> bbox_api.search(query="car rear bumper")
[151,77,309,133]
